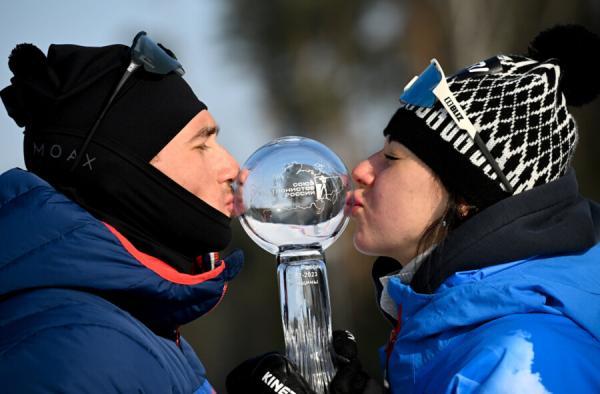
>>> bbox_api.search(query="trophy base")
[277,248,336,393]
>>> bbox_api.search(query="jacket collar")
[411,169,600,293]
[385,242,600,342]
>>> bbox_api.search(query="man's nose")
[220,148,240,183]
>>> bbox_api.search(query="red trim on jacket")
[386,304,403,362]
[103,222,226,285]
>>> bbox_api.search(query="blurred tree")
[224,0,407,146]
[187,1,600,392]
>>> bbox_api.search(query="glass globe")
[237,136,351,255]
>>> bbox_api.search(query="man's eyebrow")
[189,125,220,143]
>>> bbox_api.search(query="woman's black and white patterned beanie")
[384,25,600,208]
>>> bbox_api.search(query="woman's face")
[349,139,449,265]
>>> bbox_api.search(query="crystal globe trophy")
[236,136,351,393]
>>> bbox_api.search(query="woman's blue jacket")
[378,170,600,393]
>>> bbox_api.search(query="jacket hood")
[0,168,243,332]
[387,242,600,343]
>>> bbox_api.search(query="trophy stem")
[277,248,336,393]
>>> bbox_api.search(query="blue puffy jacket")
[377,171,600,393]
[0,168,243,393]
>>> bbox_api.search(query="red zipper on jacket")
[175,327,181,348]
[384,303,403,382]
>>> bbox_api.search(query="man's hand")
[226,352,315,394]
[330,330,385,394]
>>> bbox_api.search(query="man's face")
[150,110,240,217]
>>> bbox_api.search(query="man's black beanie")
[1,42,206,181]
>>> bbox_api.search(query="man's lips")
[224,196,235,215]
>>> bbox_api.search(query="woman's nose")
[352,159,375,187]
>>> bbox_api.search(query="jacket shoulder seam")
[0,184,48,209]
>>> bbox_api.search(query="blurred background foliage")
[182,0,600,391]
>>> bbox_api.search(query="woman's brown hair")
[415,192,476,258]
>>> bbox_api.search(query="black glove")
[330,330,385,394]
[226,352,315,394]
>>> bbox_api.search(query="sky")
[0,0,274,172]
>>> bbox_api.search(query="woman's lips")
[346,193,364,216]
